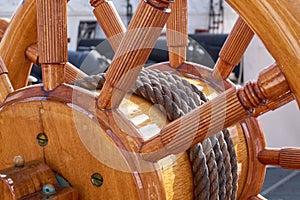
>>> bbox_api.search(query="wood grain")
[166,0,188,67]
[41,64,65,91]
[259,148,300,170]
[226,0,300,106]
[0,57,13,104]
[0,161,56,199]
[0,0,36,89]
[97,0,171,109]
[37,0,68,91]
[0,85,169,199]
[37,0,68,64]
[253,92,294,117]
[239,118,266,199]
[212,17,254,80]
[147,62,263,199]
[0,18,9,41]
[140,63,290,161]
[25,43,87,82]
[91,0,126,52]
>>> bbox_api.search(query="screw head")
[13,156,25,167]
[37,133,48,147]
[91,173,103,187]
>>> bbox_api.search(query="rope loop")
[71,68,238,199]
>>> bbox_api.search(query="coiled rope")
[71,68,238,199]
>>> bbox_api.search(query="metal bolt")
[91,173,103,187]
[36,133,48,147]
[42,184,56,195]
[13,156,25,167]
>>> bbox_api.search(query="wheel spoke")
[91,0,126,52]
[97,0,172,110]
[212,17,254,80]
[166,0,188,68]
[226,0,300,106]
[140,63,291,161]
[37,0,68,91]
[259,148,300,170]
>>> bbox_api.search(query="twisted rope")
[189,144,210,200]
[211,135,226,199]
[217,132,233,199]
[202,138,219,200]
[224,129,238,200]
[71,68,238,199]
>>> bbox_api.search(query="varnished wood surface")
[97,0,171,109]
[0,18,9,41]
[0,0,36,89]
[25,43,39,65]
[22,187,78,200]
[226,0,300,106]
[91,0,126,52]
[239,118,266,199]
[118,93,193,200]
[0,0,299,199]
[0,85,165,199]
[140,63,291,161]
[258,148,300,170]
[148,62,261,199]
[0,65,268,200]
[37,0,67,90]
[0,72,256,200]
[41,64,65,91]
[253,92,294,117]
[0,161,56,199]
[166,0,188,67]
[64,63,88,82]
[37,0,68,64]
[212,17,254,80]
[25,44,87,82]
[0,57,13,104]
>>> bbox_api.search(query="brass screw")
[37,133,48,147]
[13,156,25,167]
[91,173,103,187]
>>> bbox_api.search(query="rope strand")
[71,68,238,199]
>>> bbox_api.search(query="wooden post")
[97,0,172,110]
[140,63,291,161]
[37,0,68,91]
[166,0,188,67]
[212,17,254,80]
[91,0,126,52]
[0,57,13,104]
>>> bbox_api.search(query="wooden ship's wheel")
[0,0,299,199]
